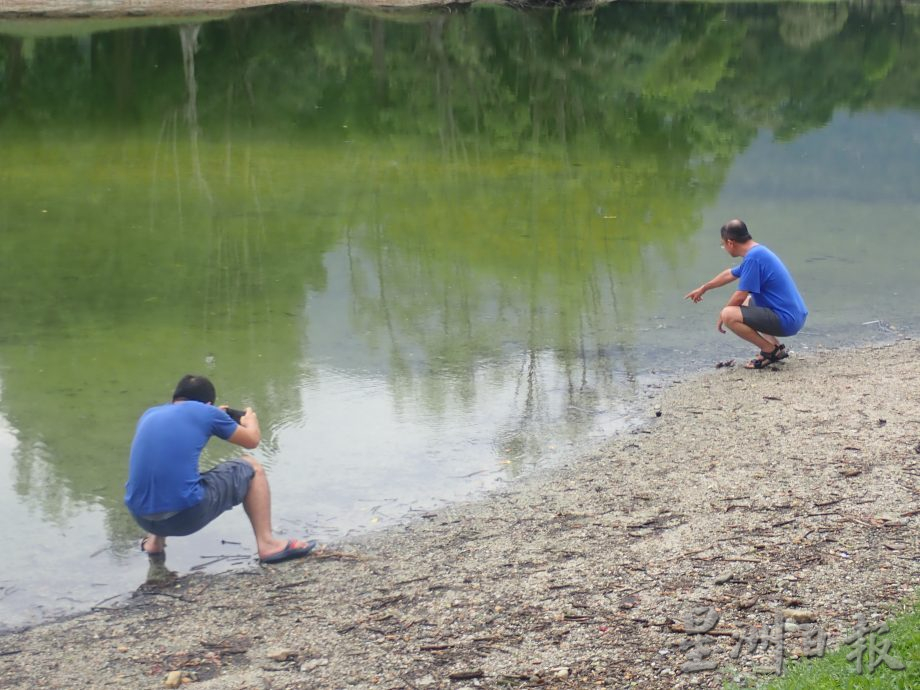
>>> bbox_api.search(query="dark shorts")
[132,460,255,537]
[741,305,785,337]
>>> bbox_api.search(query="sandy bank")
[1,340,918,689]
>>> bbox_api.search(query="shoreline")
[2,340,918,689]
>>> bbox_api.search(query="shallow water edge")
[2,339,917,689]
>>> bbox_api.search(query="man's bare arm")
[228,408,261,449]
[724,289,750,308]
[685,268,738,303]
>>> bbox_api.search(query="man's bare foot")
[259,539,318,564]
[257,536,293,560]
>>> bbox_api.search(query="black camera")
[225,407,245,424]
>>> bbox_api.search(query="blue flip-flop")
[259,539,318,565]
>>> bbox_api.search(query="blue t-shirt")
[124,401,237,516]
[731,244,808,336]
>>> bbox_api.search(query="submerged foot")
[140,537,175,583]
[145,555,177,584]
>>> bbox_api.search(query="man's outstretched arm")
[228,408,261,449]
[685,268,737,303]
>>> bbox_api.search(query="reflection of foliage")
[778,4,849,49]
[642,9,739,101]
[0,132,335,544]
[861,30,899,83]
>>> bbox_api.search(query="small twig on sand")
[140,590,195,603]
[92,594,122,610]
[448,670,484,681]
[394,576,430,586]
[670,624,736,637]
[773,518,797,527]
[191,556,232,571]
[273,579,313,590]
[311,550,370,561]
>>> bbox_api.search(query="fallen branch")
[813,497,845,508]
[273,579,313,591]
[448,670,484,681]
[394,576,430,586]
[669,624,736,637]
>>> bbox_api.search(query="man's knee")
[721,306,743,324]
[239,454,264,475]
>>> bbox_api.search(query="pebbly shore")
[1,340,918,689]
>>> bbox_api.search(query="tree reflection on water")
[0,1,917,546]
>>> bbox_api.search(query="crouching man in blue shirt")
[125,375,316,579]
[685,219,808,369]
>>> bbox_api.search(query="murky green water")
[1,2,919,629]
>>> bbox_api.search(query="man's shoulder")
[139,402,171,419]
[748,244,780,263]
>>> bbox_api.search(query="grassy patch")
[726,596,920,689]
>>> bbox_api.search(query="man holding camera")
[125,374,315,577]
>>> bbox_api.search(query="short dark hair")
[720,219,752,243]
[172,375,216,404]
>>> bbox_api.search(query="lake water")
[1,2,919,630]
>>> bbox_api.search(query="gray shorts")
[132,460,254,537]
[741,305,785,337]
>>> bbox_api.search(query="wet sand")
[1,340,918,689]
